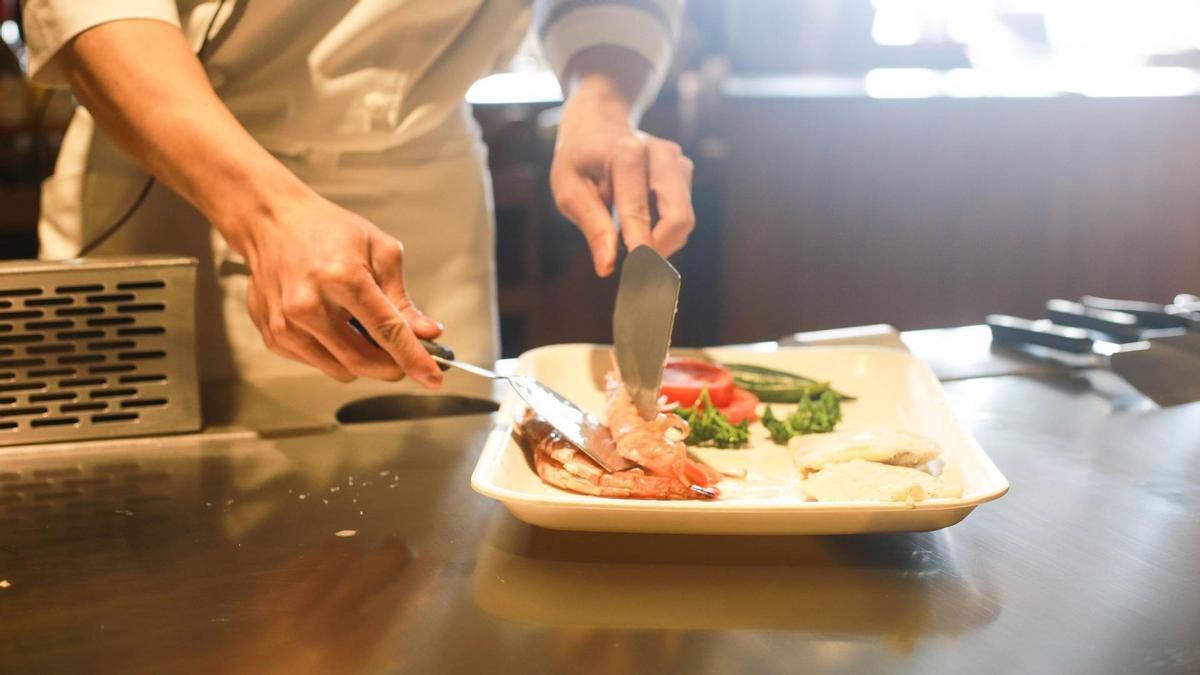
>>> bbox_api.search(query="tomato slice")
[660,359,734,408]
[718,387,760,424]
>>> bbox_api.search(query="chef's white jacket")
[21,0,682,381]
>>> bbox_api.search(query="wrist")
[204,157,313,258]
[564,75,641,133]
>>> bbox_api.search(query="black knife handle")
[987,314,1094,354]
[347,317,454,370]
[1045,299,1142,342]
[1079,296,1192,330]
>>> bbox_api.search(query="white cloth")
[24,0,682,381]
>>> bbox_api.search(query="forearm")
[55,19,304,254]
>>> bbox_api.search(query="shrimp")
[519,415,711,500]
[605,373,722,489]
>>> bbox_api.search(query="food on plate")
[661,359,735,408]
[675,390,753,448]
[723,363,855,403]
[520,415,708,500]
[801,459,962,505]
[760,387,843,444]
[607,373,722,490]
[516,356,962,507]
[660,359,759,423]
[791,429,941,472]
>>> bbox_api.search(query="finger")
[553,170,619,276]
[611,137,653,253]
[280,287,404,381]
[368,233,442,340]
[647,141,695,256]
[273,322,359,382]
[330,274,443,388]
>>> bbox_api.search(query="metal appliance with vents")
[0,256,200,446]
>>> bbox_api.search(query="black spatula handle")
[1079,296,1193,330]
[1045,299,1142,342]
[987,314,1094,354]
[348,317,455,370]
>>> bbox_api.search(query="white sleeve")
[22,0,181,88]
[534,0,683,101]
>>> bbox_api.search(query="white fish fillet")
[791,428,941,472]
[802,459,962,505]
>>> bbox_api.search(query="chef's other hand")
[236,192,444,386]
[550,72,695,277]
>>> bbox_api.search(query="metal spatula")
[349,319,634,471]
[423,347,635,472]
[613,246,682,421]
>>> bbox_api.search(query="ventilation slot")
[0,357,43,367]
[28,368,75,379]
[30,392,77,403]
[26,320,74,330]
[117,280,166,291]
[121,398,167,409]
[57,307,104,317]
[117,326,166,337]
[58,330,104,340]
[87,294,136,304]
[119,373,166,384]
[89,340,136,352]
[56,284,104,294]
[93,412,139,424]
[90,388,137,400]
[0,407,48,418]
[62,402,107,413]
[0,310,43,320]
[119,351,166,361]
[91,364,137,375]
[60,378,105,389]
[117,303,166,314]
[0,288,41,297]
[59,354,102,364]
[88,316,135,327]
[30,345,74,355]
[31,418,78,428]
[0,333,43,344]
[25,297,73,308]
[0,382,44,393]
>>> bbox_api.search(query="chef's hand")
[236,191,445,386]
[550,58,695,277]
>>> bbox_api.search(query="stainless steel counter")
[2,329,1198,674]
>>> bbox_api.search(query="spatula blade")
[1110,341,1200,407]
[507,376,635,472]
[613,246,681,420]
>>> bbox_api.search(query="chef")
[21,0,695,386]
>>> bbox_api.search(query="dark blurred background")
[4,0,1200,356]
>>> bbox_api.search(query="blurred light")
[1065,66,1200,97]
[871,1,923,46]
[0,20,19,46]
[865,68,942,98]
[944,68,1057,97]
[466,72,562,105]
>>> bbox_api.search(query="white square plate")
[470,344,1008,534]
